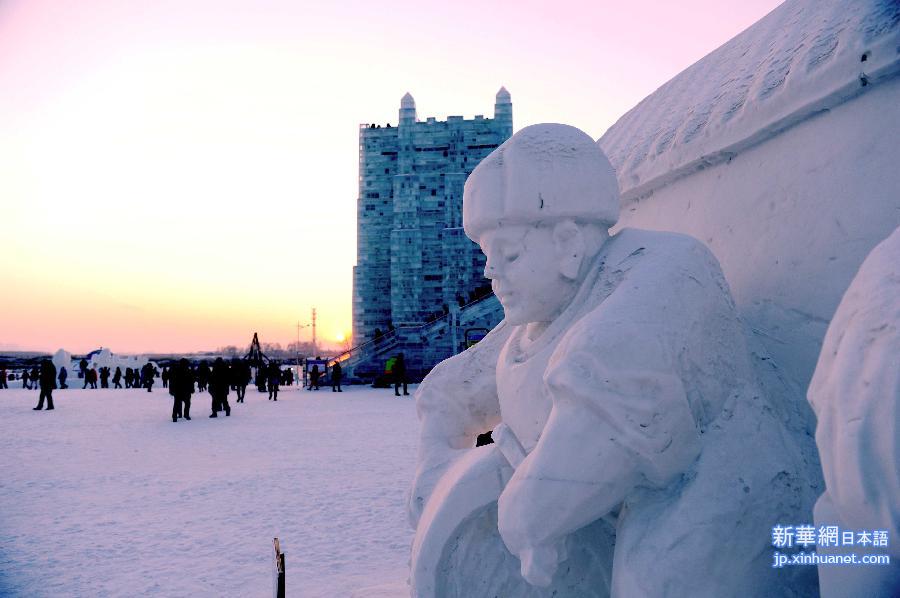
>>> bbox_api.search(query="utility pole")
[311,308,317,357]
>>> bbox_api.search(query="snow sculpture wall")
[53,348,155,377]
[599,0,900,396]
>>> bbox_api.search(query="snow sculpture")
[52,348,72,374]
[809,226,900,597]
[51,347,156,378]
[408,124,814,596]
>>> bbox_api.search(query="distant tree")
[216,345,241,358]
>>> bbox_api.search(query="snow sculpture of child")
[809,225,900,597]
[408,124,815,597]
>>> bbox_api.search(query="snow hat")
[463,123,620,242]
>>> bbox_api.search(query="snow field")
[0,385,417,597]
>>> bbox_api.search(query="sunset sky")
[0,0,783,354]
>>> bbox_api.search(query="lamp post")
[296,320,311,386]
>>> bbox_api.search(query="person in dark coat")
[22,369,31,389]
[196,361,210,392]
[169,358,195,422]
[161,366,169,389]
[393,353,409,397]
[141,363,155,392]
[113,367,122,388]
[58,366,68,389]
[309,363,320,391]
[230,358,246,403]
[255,365,267,393]
[87,368,98,389]
[331,361,343,392]
[267,362,280,401]
[33,359,57,410]
[0,367,7,389]
[79,358,89,388]
[208,357,231,418]
[99,367,110,388]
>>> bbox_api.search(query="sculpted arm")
[498,323,701,584]
[408,320,511,526]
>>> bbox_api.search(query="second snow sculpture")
[809,225,900,597]
[408,124,814,597]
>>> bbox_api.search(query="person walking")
[58,366,68,389]
[33,359,57,411]
[331,361,343,392]
[99,367,110,389]
[161,366,169,389]
[230,358,245,403]
[208,357,231,418]
[22,369,31,389]
[196,361,210,393]
[267,362,280,401]
[254,365,267,393]
[169,358,195,422]
[241,360,251,400]
[309,363,321,391]
[0,366,7,389]
[141,363,155,392]
[79,358,89,389]
[393,353,409,397]
[112,366,122,389]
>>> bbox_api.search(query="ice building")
[353,90,512,347]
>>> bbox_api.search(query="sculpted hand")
[498,480,567,587]
[520,542,566,587]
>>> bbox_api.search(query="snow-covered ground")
[0,384,418,597]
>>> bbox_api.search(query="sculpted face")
[480,224,579,327]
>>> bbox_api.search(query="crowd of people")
[166,357,258,422]
[1,356,302,421]
[1,353,412,419]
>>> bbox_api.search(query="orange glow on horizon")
[0,0,783,354]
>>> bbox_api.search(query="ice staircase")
[333,293,503,384]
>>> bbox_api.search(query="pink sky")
[0,0,784,354]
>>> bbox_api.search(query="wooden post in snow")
[273,537,286,598]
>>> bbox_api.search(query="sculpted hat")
[463,123,620,242]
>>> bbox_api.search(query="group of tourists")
[75,360,158,392]
[5,354,413,419]
[23,358,162,411]
[306,359,343,392]
[168,357,239,422]
[5,363,76,391]
[252,361,291,397]
[168,357,261,422]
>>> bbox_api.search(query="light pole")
[295,307,318,386]
[296,320,311,386]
